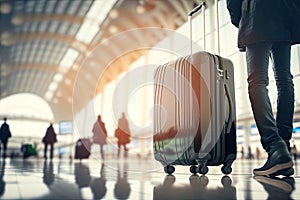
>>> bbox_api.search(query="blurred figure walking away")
[42,123,57,159]
[0,118,12,158]
[115,113,131,158]
[240,146,245,159]
[247,146,253,159]
[255,147,261,160]
[292,144,298,161]
[92,115,107,160]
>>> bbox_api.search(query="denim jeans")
[246,42,294,152]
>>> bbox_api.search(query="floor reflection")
[43,160,54,186]
[90,163,107,199]
[153,175,236,199]
[114,162,131,199]
[0,157,299,199]
[0,160,6,197]
[74,162,91,189]
[253,176,295,199]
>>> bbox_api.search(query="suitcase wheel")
[189,165,198,174]
[164,165,175,174]
[198,166,209,175]
[221,165,232,175]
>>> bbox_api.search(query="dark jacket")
[42,125,57,144]
[0,122,11,142]
[227,0,300,49]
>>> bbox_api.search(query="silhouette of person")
[292,144,298,161]
[92,115,107,160]
[227,0,300,176]
[114,163,131,199]
[43,160,55,186]
[0,160,6,197]
[0,117,12,157]
[247,146,253,159]
[42,123,57,159]
[90,163,107,199]
[255,147,261,160]
[115,113,131,158]
[240,146,244,159]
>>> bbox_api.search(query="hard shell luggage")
[153,2,237,175]
[75,138,92,160]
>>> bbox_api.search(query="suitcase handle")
[214,55,234,134]
[188,1,220,54]
[188,2,206,16]
[224,84,234,133]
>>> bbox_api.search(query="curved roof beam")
[2,63,60,76]
[18,13,85,25]
[3,32,88,53]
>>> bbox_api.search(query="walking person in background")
[292,144,298,161]
[0,117,12,158]
[115,113,131,158]
[227,0,300,176]
[247,146,253,159]
[42,123,57,159]
[92,115,107,160]
[255,147,261,160]
[240,146,244,159]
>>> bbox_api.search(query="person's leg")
[100,144,104,160]
[123,144,128,158]
[246,42,286,150]
[246,42,292,176]
[50,144,54,159]
[44,144,48,159]
[117,143,121,158]
[3,140,7,152]
[270,42,294,152]
[2,140,7,157]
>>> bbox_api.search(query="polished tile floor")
[0,154,299,199]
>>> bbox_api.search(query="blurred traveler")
[255,147,261,160]
[42,123,57,159]
[0,117,12,157]
[227,0,300,176]
[248,146,253,159]
[92,115,107,160]
[292,144,298,161]
[241,146,244,159]
[115,113,131,158]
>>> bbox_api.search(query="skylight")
[59,48,79,71]
[75,0,118,44]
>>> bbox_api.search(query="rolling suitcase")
[21,143,37,158]
[153,2,237,175]
[75,138,92,160]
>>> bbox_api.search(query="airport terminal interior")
[0,0,300,199]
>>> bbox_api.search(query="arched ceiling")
[0,0,199,122]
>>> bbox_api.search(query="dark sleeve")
[226,0,242,28]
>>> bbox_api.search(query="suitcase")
[75,138,92,160]
[21,143,37,158]
[153,2,237,175]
